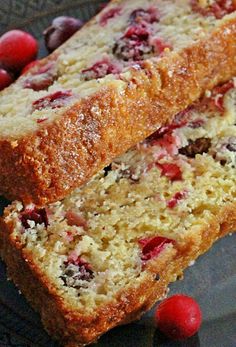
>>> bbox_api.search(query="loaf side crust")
[1,201,236,347]
[0,17,236,205]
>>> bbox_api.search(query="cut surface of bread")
[0,0,236,204]
[1,78,236,346]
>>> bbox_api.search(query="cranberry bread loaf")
[0,0,236,205]
[1,79,236,346]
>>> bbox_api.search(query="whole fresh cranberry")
[155,294,202,340]
[0,68,14,91]
[43,16,83,52]
[0,30,38,72]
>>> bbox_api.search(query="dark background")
[0,1,235,346]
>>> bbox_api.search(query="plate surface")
[0,1,236,346]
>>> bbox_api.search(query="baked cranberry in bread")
[0,0,236,205]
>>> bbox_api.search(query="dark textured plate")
[0,1,236,346]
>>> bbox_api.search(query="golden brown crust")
[1,201,236,347]
[0,17,236,205]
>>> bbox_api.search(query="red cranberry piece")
[65,210,88,229]
[36,62,56,75]
[81,58,121,81]
[172,106,194,125]
[124,25,150,40]
[148,133,178,158]
[146,108,193,146]
[61,256,94,287]
[23,61,57,91]
[44,16,83,52]
[195,80,234,113]
[0,30,38,72]
[113,37,152,61]
[139,236,174,262]
[37,118,48,123]
[211,80,235,111]
[145,110,191,149]
[157,163,182,181]
[148,119,187,140]
[20,207,49,229]
[167,191,187,208]
[155,294,202,340]
[67,254,90,267]
[191,0,236,19]
[113,26,153,61]
[0,68,14,91]
[129,7,160,24]
[99,7,122,26]
[32,90,72,111]
[24,73,55,91]
[152,38,172,55]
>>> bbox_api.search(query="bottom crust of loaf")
[1,201,236,347]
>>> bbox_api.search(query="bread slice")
[0,0,236,205]
[1,78,236,346]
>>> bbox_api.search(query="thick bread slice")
[1,218,235,347]
[0,0,236,205]
[1,78,236,346]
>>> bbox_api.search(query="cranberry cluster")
[0,30,38,91]
[113,7,161,62]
